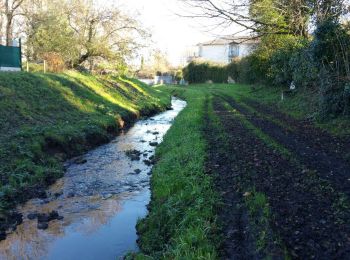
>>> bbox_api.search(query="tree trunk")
[73,52,90,68]
[6,14,13,46]
[5,0,13,46]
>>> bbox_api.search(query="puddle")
[0,97,187,260]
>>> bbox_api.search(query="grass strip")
[135,87,219,259]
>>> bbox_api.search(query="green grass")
[0,71,170,213]
[135,86,219,259]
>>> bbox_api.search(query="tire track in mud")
[206,95,350,259]
[218,94,350,198]
[242,97,350,161]
[203,97,261,260]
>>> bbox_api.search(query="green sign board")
[0,45,21,68]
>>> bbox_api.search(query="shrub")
[183,61,227,84]
[269,36,309,87]
[311,19,350,117]
[42,52,65,72]
[289,46,318,89]
[226,58,240,81]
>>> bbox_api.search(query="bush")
[42,52,65,72]
[289,46,318,89]
[183,61,227,84]
[226,58,239,81]
[269,36,309,87]
[311,19,350,117]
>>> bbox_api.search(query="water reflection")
[0,98,186,260]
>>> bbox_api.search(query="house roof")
[198,36,259,46]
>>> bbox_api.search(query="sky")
[117,0,219,66]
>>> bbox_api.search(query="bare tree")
[179,0,349,39]
[1,0,25,45]
[66,0,149,67]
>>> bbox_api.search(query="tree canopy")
[180,0,349,38]
[0,0,149,72]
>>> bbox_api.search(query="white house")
[188,37,258,64]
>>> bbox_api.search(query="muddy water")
[0,98,186,260]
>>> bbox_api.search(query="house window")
[229,44,239,59]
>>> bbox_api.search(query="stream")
[0,97,186,260]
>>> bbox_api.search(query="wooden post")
[44,60,46,73]
[26,61,29,72]
[19,38,23,71]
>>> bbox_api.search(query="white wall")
[199,45,230,64]
[0,67,21,72]
[238,44,254,57]
[198,43,255,64]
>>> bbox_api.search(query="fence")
[0,39,22,71]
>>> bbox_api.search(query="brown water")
[0,98,186,260]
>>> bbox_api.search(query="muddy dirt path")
[203,99,260,260]
[218,94,350,198]
[242,98,350,159]
[205,96,350,259]
[0,98,186,260]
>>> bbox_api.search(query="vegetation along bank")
[0,71,170,239]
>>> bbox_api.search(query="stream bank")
[0,73,170,240]
[0,97,186,259]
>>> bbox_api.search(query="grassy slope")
[135,87,219,259]
[0,71,170,212]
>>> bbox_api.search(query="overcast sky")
[117,0,218,66]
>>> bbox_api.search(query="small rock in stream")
[134,169,142,174]
[102,194,113,200]
[27,212,38,220]
[54,192,63,198]
[48,210,59,221]
[37,210,62,225]
[37,190,48,199]
[67,192,75,198]
[0,231,7,241]
[74,157,87,164]
[125,150,142,161]
[37,222,49,230]
[40,198,51,205]
[152,131,159,135]
[149,142,158,147]
[37,213,49,223]
[143,160,152,166]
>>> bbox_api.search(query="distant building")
[154,75,174,85]
[138,75,174,86]
[188,37,258,64]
